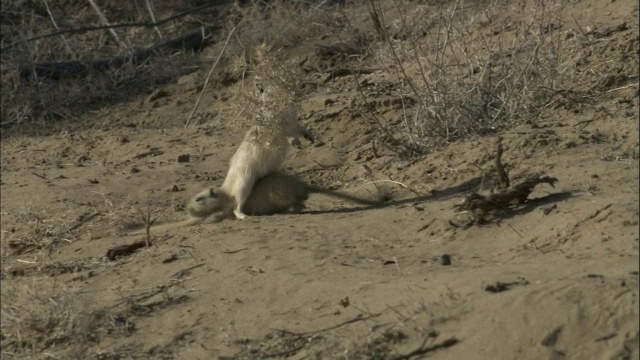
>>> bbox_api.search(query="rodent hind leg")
[233,207,248,220]
[232,180,255,220]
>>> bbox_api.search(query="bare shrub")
[364,0,583,153]
[1,277,126,359]
[223,43,307,141]
[0,1,218,132]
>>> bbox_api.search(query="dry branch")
[3,26,217,81]
[145,0,163,39]
[87,0,126,49]
[453,140,558,226]
[455,173,559,225]
[390,337,459,360]
[42,0,73,57]
[185,26,236,127]
[11,1,229,45]
[67,212,101,233]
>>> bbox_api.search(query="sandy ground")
[1,0,638,359]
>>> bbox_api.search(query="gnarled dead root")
[452,138,559,227]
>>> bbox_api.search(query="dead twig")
[138,208,157,248]
[42,0,74,57]
[390,337,459,360]
[185,26,236,127]
[87,0,127,49]
[454,174,559,225]
[67,212,101,233]
[272,312,382,336]
[171,263,205,279]
[144,0,163,39]
[222,248,248,254]
[31,172,47,180]
[106,240,148,260]
[10,2,225,46]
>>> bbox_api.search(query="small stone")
[177,154,190,163]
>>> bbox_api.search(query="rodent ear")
[208,188,217,197]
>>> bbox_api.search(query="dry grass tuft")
[1,277,129,359]
[226,43,307,136]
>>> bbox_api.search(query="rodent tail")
[307,186,385,206]
[125,217,204,236]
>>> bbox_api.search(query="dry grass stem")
[185,26,237,127]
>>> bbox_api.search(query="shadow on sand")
[300,175,573,224]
